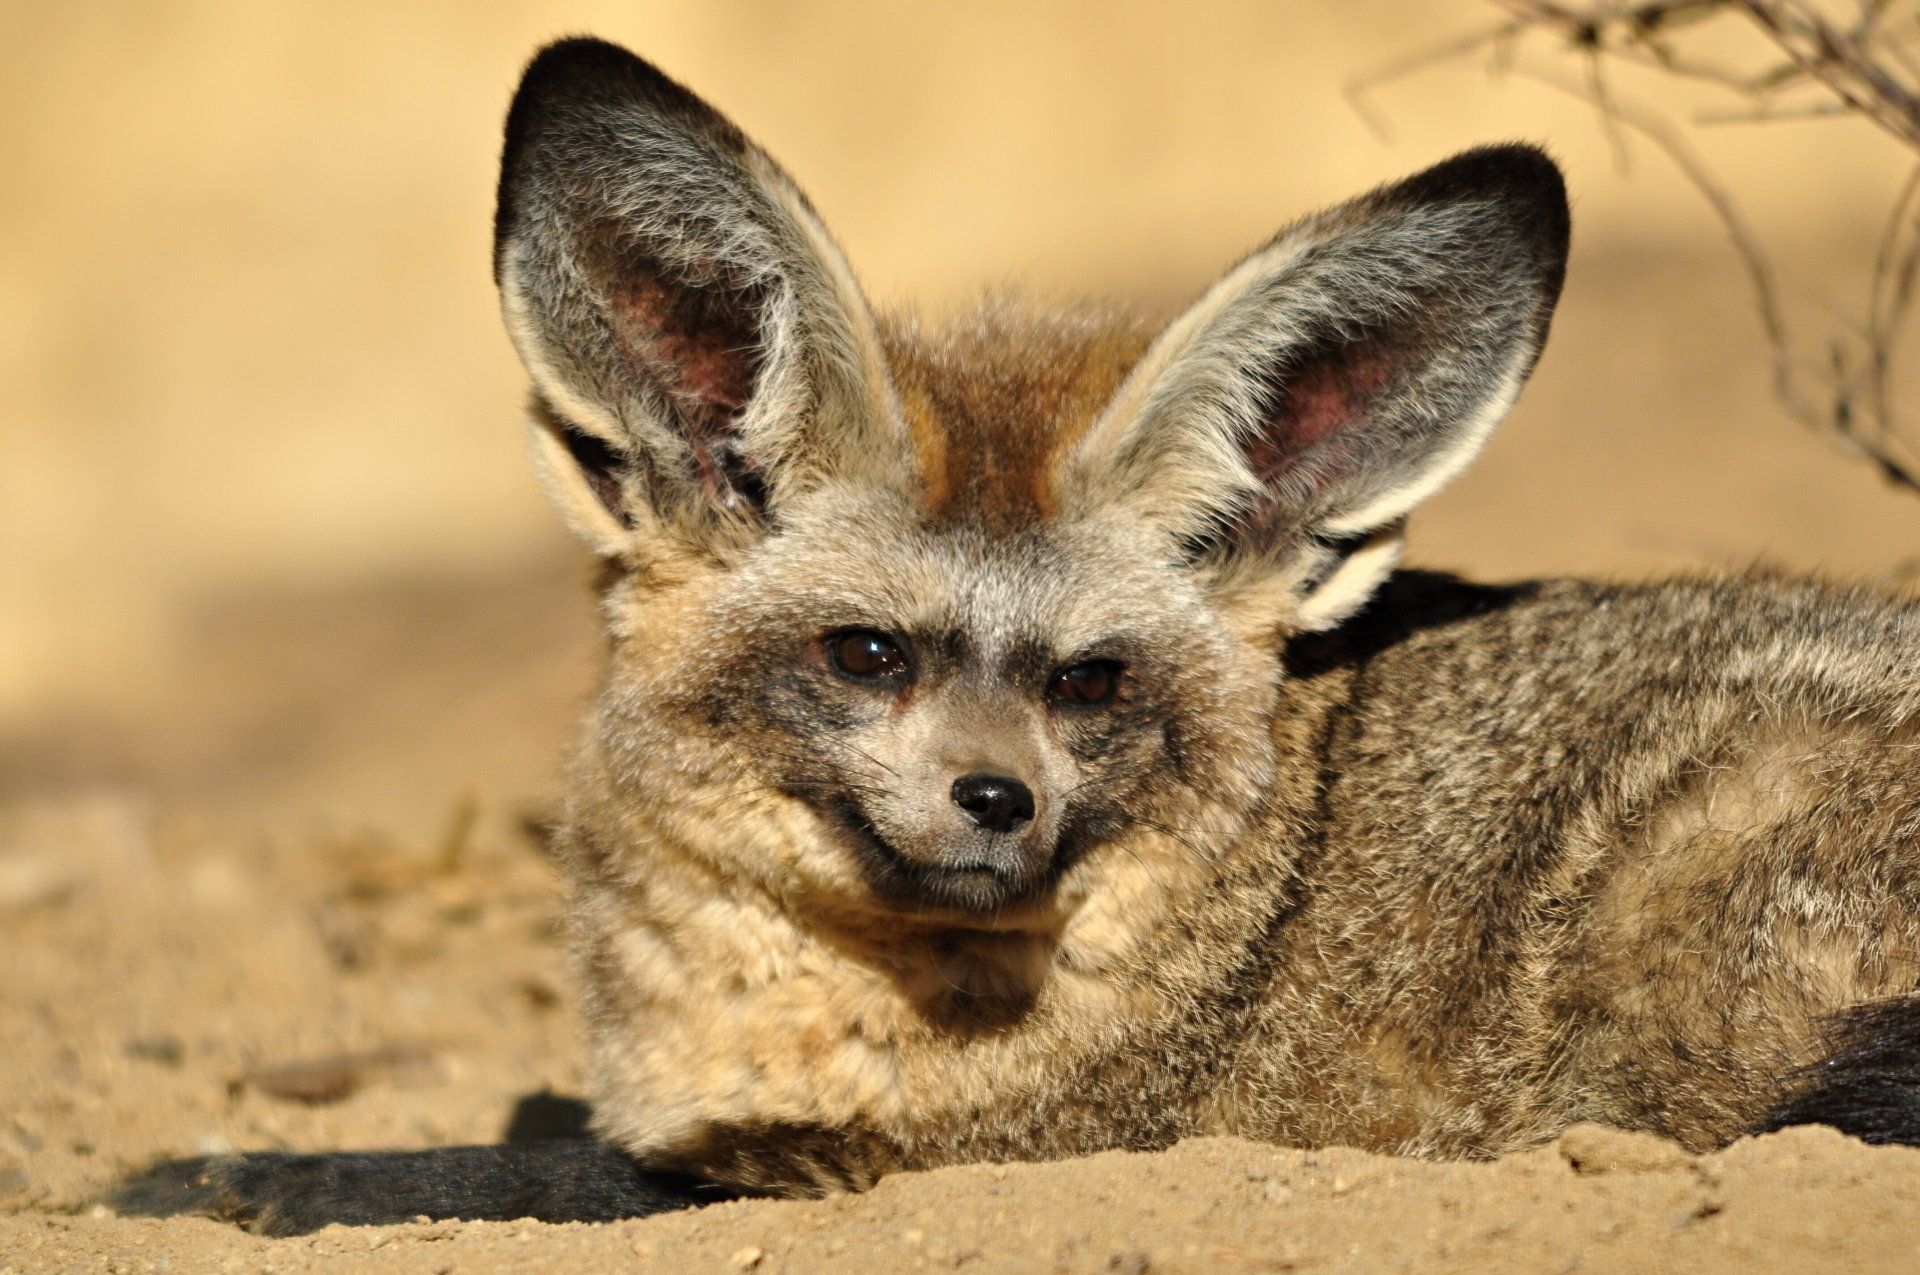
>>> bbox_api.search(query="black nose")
[950,773,1036,834]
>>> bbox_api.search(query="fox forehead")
[700,301,1210,669]
[878,299,1158,530]
[719,495,1210,668]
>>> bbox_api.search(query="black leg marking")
[1761,997,1920,1145]
[108,1141,732,1236]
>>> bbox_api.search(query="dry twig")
[1352,0,1920,497]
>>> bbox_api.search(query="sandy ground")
[8,790,1920,1274]
[8,768,1920,1275]
[9,239,1920,1271]
[9,803,1920,1275]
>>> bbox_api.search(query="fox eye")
[827,630,910,682]
[1049,660,1121,706]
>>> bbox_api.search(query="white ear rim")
[1319,357,1526,537]
[498,247,646,455]
[1292,530,1406,631]
[525,420,633,558]
[1057,232,1320,544]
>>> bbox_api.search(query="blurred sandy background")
[5,0,1920,836]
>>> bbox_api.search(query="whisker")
[812,734,901,778]
[675,780,896,817]
[723,739,892,788]
[774,780,894,799]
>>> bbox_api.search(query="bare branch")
[1346,20,1522,140]
[1353,0,1920,499]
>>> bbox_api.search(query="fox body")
[116,37,1920,1233]
[567,559,1920,1193]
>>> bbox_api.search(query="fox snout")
[722,621,1135,915]
[837,733,1068,914]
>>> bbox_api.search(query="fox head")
[495,39,1568,924]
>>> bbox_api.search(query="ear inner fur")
[493,37,913,548]
[606,258,769,510]
[1057,144,1568,623]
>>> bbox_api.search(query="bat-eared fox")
[115,36,1920,1234]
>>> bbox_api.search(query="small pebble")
[1558,1123,1692,1175]
[233,1044,435,1106]
[124,1036,185,1068]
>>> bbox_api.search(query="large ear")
[1059,145,1569,629]
[494,38,905,556]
